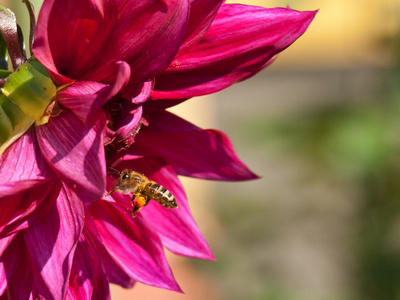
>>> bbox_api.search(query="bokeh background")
[5,0,400,299]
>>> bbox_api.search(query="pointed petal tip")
[194,249,216,261]
[246,172,262,181]
[164,279,183,294]
[168,240,216,261]
[302,9,319,25]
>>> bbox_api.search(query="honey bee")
[106,169,178,217]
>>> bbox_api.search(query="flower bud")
[0,57,56,154]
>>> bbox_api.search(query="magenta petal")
[0,127,54,184]
[67,234,111,300]
[84,217,136,289]
[23,185,84,300]
[37,109,107,203]
[89,201,181,292]
[0,128,59,233]
[56,81,107,123]
[152,6,317,99]
[110,105,143,147]
[134,111,258,180]
[0,235,33,299]
[116,157,214,259]
[57,61,131,124]
[88,0,190,83]
[0,261,6,297]
[0,180,61,238]
[144,97,189,112]
[177,0,224,56]
[0,234,17,296]
[35,0,189,84]
[0,179,48,199]
[120,79,154,104]
[33,0,118,84]
[0,233,15,257]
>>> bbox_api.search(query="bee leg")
[131,195,150,217]
[105,185,118,196]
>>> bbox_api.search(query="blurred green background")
[205,1,400,300]
[4,0,400,299]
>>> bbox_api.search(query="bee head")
[106,169,148,196]
[116,169,133,190]
[118,169,145,191]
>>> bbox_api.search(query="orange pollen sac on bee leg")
[131,195,148,217]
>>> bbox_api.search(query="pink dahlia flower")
[0,0,316,298]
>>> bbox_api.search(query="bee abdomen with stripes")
[143,182,177,208]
